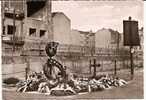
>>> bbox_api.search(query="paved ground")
[2,68,143,100]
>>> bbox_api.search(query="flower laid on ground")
[15,72,128,96]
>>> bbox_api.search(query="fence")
[2,43,143,79]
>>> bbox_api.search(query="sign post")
[128,16,134,80]
[130,47,134,79]
[123,16,140,80]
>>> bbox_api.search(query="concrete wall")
[3,52,142,79]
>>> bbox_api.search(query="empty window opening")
[40,30,46,37]
[29,28,36,36]
[7,25,16,35]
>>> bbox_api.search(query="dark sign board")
[123,20,140,46]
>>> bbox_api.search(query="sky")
[52,0,143,33]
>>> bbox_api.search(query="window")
[29,28,36,36]
[40,30,46,37]
[3,26,5,35]
[7,25,16,35]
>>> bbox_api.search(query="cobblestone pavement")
[2,69,143,100]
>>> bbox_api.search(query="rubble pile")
[16,72,128,96]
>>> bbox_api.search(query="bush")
[3,77,20,85]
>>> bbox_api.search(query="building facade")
[2,0,52,56]
[52,12,71,45]
[95,28,121,49]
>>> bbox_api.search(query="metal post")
[130,46,134,79]
[115,31,119,76]
[101,60,103,71]
[25,56,30,80]
[39,41,42,56]
[93,59,96,77]
[89,59,91,74]
[25,67,28,80]
[114,60,117,75]
[64,66,67,86]
[129,16,134,80]
[13,9,16,52]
